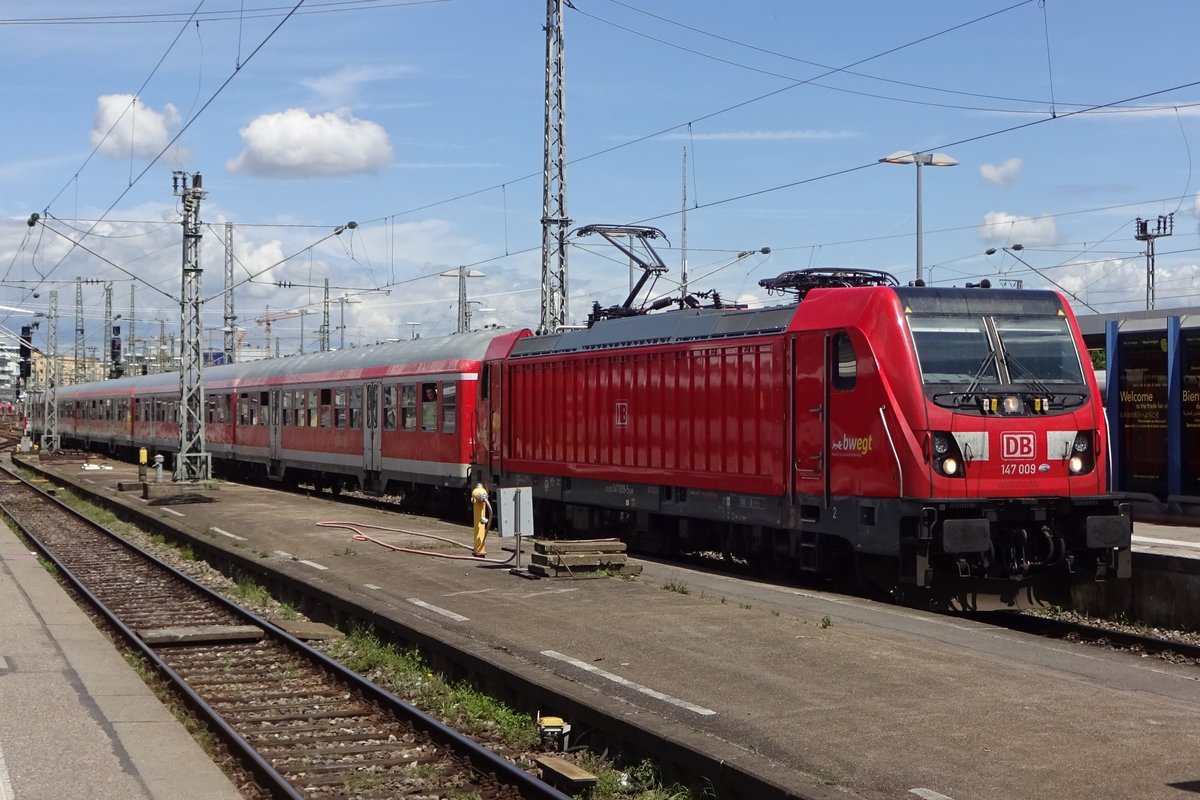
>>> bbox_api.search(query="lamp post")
[879,150,958,285]
[984,244,1098,313]
[440,266,485,334]
[464,301,495,332]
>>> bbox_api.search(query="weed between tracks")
[326,628,695,799]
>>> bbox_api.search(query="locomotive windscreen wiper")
[999,349,1054,398]
[961,346,1000,399]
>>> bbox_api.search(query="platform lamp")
[879,150,959,285]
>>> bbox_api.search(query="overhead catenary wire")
[0,0,449,27]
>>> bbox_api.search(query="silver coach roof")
[54,328,515,399]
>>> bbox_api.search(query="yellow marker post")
[471,483,492,557]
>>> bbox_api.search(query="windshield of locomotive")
[908,314,1084,386]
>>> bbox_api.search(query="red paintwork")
[500,287,1109,503]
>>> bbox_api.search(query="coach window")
[282,391,292,427]
[349,386,362,429]
[334,388,347,428]
[421,382,438,432]
[442,383,457,433]
[259,392,269,425]
[238,393,250,426]
[249,393,261,426]
[383,385,397,431]
[400,384,417,431]
[320,388,332,428]
[205,394,216,424]
[833,332,856,390]
[308,389,319,427]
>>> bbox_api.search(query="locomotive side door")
[364,382,382,476]
[791,332,829,506]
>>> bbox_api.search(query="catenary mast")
[539,0,570,334]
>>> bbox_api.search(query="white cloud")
[979,211,1059,246]
[979,158,1023,187]
[301,65,411,108]
[227,108,393,178]
[90,94,182,160]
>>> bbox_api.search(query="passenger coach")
[48,329,528,498]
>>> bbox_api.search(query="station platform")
[16,453,1200,800]
[0,503,243,800]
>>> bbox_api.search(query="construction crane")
[254,306,310,357]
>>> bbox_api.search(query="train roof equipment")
[757,267,899,301]
[575,224,674,327]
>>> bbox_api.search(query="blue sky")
[2,0,1199,356]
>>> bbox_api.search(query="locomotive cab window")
[907,309,1087,406]
[992,316,1084,384]
[833,333,856,390]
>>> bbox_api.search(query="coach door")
[791,332,829,507]
[269,389,282,463]
[364,382,382,475]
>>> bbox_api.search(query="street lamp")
[464,301,495,332]
[879,150,959,285]
[405,322,421,340]
[984,244,1098,313]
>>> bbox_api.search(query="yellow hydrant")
[470,482,492,557]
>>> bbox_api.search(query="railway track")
[0,462,569,800]
[983,610,1200,664]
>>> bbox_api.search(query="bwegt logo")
[831,433,873,456]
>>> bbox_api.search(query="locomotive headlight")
[1066,431,1095,475]
[1003,395,1022,415]
[931,431,966,478]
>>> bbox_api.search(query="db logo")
[614,401,629,428]
[1001,432,1036,460]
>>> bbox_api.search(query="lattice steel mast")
[320,278,331,351]
[539,0,571,334]
[173,171,211,482]
[74,277,84,384]
[41,291,60,452]
[224,222,237,364]
[127,285,136,376]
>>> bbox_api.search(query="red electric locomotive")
[483,268,1130,606]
